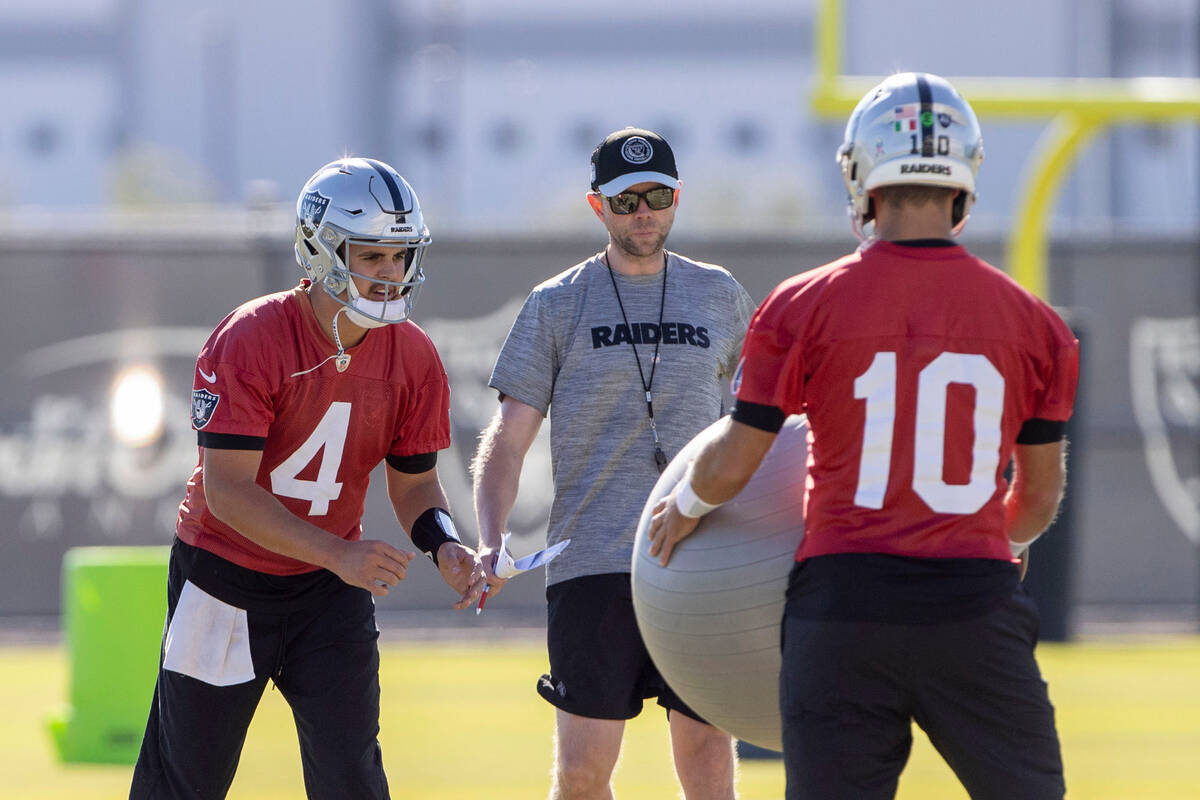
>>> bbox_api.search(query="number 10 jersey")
[735,240,1079,562]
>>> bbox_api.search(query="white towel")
[162,581,255,686]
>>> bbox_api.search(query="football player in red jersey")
[649,74,1077,799]
[130,158,486,800]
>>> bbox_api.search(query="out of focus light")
[109,365,165,447]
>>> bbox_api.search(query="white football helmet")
[837,72,984,238]
[294,157,431,327]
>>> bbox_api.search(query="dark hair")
[867,185,967,227]
[873,184,959,209]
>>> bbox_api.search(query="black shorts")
[780,586,1064,800]
[130,541,388,799]
[538,572,705,722]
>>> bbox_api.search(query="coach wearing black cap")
[472,127,756,799]
[589,127,681,196]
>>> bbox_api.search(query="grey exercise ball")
[632,414,808,752]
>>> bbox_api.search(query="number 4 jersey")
[177,283,451,575]
[734,240,1079,562]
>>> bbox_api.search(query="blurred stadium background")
[1,0,1198,796]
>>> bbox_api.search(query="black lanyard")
[605,253,669,473]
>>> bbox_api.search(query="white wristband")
[1009,532,1041,559]
[674,466,721,519]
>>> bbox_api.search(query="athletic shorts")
[780,585,1064,800]
[538,572,705,722]
[130,541,389,799]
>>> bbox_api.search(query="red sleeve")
[734,284,808,416]
[390,348,451,457]
[192,334,277,437]
[1034,333,1080,423]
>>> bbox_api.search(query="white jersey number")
[853,352,1004,514]
[269,402,351,516]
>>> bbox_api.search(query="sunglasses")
[604,186,676,215]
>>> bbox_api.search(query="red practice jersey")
[735,241,1079,561]
[177,284,451,574]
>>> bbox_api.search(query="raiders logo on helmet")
[299,190,330,236]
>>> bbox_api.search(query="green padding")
[47,546,168,765]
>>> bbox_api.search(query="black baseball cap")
[589,127,680,196]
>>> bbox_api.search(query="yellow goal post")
[810,0,1200,301]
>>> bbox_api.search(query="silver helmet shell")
[837,72,984,237]
[294,158,432,327]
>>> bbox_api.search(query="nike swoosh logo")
[198,367,217,383]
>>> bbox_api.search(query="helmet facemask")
[335,244,425,329]
[301,230,428,329]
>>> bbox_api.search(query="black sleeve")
[386,452,438,473]
[1015,418,1066,445]
[730,400,787,433]
[197,432,267,450]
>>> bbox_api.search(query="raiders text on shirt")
[591,322,711,349]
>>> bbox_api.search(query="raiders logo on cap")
[590,128,680,196]
[621,136,654,165]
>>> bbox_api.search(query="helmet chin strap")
[848,202,872,242]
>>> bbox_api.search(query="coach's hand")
[436,543,487,610]
[332,538,416,597]
[647,496,700,568]
[476,544,510,599]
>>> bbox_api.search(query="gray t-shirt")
[489,251,757,585]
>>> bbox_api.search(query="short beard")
[611,228,668,259]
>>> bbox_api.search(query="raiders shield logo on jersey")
[1130,315,1200,544]
[191,388,220,430]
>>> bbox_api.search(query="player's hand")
[475,544,510,599]
[332,538,416,597]
[1018,548,1030,581]
[436,542,487,610]
[647,495,700,567]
